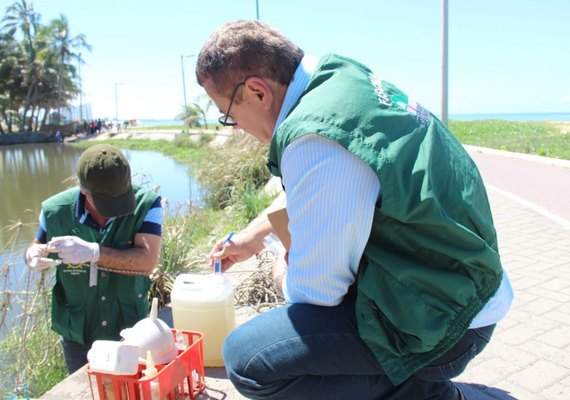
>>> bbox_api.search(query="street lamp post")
[441,0,449,126]
[180,54,196,111]
[78,53,83,122]
[115,82,124,122]
[256,0,260,20]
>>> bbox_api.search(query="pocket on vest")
[118,297,147,329]
[51,284,87,345]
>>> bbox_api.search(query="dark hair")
[196,20,304,96]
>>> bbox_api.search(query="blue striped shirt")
[274,56,512,329]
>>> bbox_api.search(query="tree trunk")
[6,111,13,133]
[40,108,49,131]
[27,104,36,132]
[19,84,34,132]
[33,107,38,131]
[202,111,209,130]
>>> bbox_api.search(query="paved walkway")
[41,147,570,400]
[454,147,570,399]
[198,147,570,400]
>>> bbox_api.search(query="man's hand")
[208,230,262,273]
[25,244,61,271]
[47,236,100,265]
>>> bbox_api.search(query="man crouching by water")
[199,20,514,400]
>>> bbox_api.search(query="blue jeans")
[61,337,93,374]
[223,296,494,400]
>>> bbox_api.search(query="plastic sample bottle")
[141,350,160,400]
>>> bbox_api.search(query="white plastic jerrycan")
[171,273,235,367]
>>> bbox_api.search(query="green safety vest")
[268,54,502,385]
[42,185,159,345]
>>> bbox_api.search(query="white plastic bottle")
[263,233,284,254]
[175,329,189,351]
[141,350,160,400]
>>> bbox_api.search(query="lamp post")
[441,0,449,126]
[115,82,124,122]
[256,0,260,20]
[180,54,196,111]
[78,52,83,122]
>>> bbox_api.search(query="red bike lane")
[465,145,570,224]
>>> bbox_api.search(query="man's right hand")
[208,230,261,273]
[25,243,61,271]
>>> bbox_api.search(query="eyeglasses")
[218,80,246,127]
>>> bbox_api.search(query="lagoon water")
[0,143,203,341]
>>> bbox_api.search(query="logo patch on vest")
[369,73,431,126]
[62,263,88,276]
[369,73,392,107]
[392,94,431,126]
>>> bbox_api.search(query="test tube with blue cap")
[214,232,234,275]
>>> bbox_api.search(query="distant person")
[200,20,513,400]
[54,130,63,143]
[24,144,163,374]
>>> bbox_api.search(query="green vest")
[42,185,159,345]
[268,54,502,385]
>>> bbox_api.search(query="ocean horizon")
[136,112,570,128]
[448,112,570,122]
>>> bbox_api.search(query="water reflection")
[1,143,201,241]
[0,142,203,340]
[0,144,83,245]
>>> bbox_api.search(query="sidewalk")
[199,168,570,400]
[40,149,570,400]
[455,185,570,399]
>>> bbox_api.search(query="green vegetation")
[0,0,91,133]
[449,120,570,160]
[130,125,184,131]
[174,94,215,130]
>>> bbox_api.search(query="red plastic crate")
[87,330,205,400]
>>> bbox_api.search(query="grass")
[72,132,213,165]
[130,125,184,131]
[449,120,570,160]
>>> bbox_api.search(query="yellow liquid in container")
[171,274,235,367]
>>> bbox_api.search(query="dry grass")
[234,251,285,312]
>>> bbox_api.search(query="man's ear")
[244,77,274,110]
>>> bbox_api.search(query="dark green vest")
[268,54,502,384]
[42,185,159,345]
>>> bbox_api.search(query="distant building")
[61,103,93,122]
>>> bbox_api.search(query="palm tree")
[196,94,214,129]
[176,103,203,130]
[1,1,91,132]
[0,31,26,133]
[2,0,41,131]
[43,15,90,125]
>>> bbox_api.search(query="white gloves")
[25,244,62,271]
[47,236,100,265]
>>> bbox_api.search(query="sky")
[3,0,569,121]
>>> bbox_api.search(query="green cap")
[77,144,135,217]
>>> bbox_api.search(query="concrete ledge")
[0,132,53,145]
